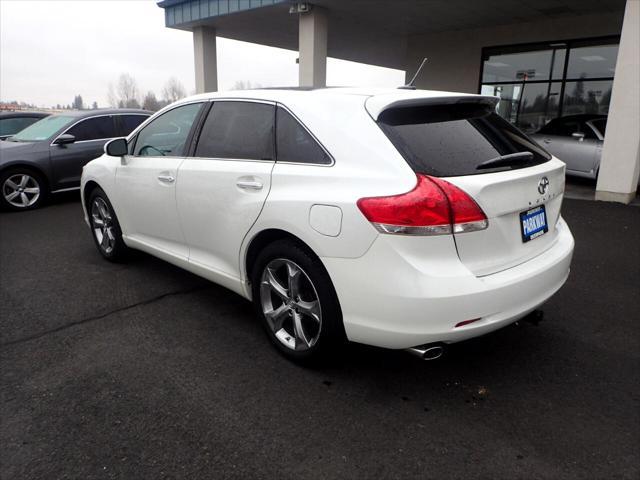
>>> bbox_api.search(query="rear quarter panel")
[240,95,418,281]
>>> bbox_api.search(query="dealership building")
[157,0,639,204]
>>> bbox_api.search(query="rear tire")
[0,168,47,211]
[87,187,130,262]
[251,239,346,364]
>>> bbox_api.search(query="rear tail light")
[357,174,488,236]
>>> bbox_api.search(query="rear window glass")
[377,103,551,177]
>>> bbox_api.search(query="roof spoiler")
[365,94,499,121]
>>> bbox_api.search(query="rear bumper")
[322,217,574,349]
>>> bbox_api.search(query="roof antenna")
[399,57,428,90]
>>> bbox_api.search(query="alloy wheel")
[260,258,322,351]
[2,174,40,208]
[91,197,116,254]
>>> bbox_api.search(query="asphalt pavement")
[1,193,639,479]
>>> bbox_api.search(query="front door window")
[133,103,201,157]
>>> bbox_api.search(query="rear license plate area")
[520,205,548,243]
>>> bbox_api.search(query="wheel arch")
[243,229,322,285]
[82,180,101,210]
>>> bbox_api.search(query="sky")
[0,0,404,108]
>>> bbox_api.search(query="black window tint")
[195,101,274,160]
[67,116,117,141]
[276,107,330,164]
[119,115,148,136]
[0,117,41,136]
[378,103,550,177]
[538,118,569,136]
[590,118,607,137]
[134,103,201,157]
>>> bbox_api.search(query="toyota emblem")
[538,176,550,195]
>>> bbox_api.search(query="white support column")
[595,0,639,203]
[298,7,328,88]
[193,26,218,94]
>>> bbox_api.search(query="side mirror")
[105,137,128,157]
[571,132,585,141]
[54,134,76,145]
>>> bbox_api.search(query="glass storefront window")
[482,49,565,83]
[481,82,561,133]
[482,84,521,124]
[563,80,613,115]
[518,82,562,133]
[480,37,618,134]
[566,44,619,79]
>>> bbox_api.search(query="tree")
[92,101,98,110]
[231,80,262,90]
[142,91,161,112]
[108,73,141,109]
[161,77,186,104]
[72,95,84,110]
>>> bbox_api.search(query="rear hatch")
[368,93,565,276]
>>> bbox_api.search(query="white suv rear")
[81,88,574,362]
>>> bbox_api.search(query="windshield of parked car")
[10,115,76,142]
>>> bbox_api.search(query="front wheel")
[252,239,346,363]
[87,187,130,262]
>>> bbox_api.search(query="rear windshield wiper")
[477,151,534,170]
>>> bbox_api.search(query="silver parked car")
[531,114,606,180]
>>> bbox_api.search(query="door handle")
[236,179,263,191]
[158,174,175,184]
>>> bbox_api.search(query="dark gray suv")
[0,109,150,211]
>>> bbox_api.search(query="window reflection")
[563,80,613,115]
[481,38,618,135]
[481,83,561,133]
[518,82,562,132]
[482,49,565,83]
[566,44,618,79]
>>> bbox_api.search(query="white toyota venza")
[81,88,574,362]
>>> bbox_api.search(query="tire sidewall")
[251,239,345,363]
[87,187,128,262]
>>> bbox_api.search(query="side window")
[590,118,607,138]
[133,103,202,157]
[580,122,598,140]
[276,107,331,165]
[66,116,117,141]
[195,101,275,160]
[540,119,573,136]
[119,115,148,136]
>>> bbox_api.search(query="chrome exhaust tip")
[406,344,445,361]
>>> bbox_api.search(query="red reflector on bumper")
[455,318,481,328]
